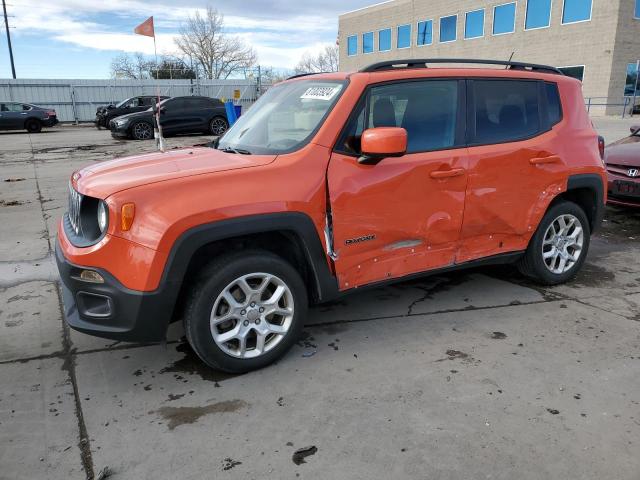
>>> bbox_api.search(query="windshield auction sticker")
[300,85,342,101]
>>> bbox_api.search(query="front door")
[327,79,468,290]
[0,103,26,129]
[160,98,188,133]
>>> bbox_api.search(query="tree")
[294,45,339,74]
[110,52,154,79]
[175,6,257,79]
[151,57,196,79]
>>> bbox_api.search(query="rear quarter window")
[545,82,562,126]
[472,79,541,144]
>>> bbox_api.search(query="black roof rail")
[359,58,564,76]
[286,71,332,80]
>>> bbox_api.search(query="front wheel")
[184,250,307,373]
[518,200,590,285]
[209,116,229,136]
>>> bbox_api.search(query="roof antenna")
[506,51,515,68]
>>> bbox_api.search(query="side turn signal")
[121,203,135,231]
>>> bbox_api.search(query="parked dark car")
[0,102,58,133]
[95,95,169,129]
[110,96,229,140]
[605,125,640,207]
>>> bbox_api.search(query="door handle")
[430,168,466,179]
[530,155,561,165]
[20,112,27,115]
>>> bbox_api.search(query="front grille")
[68,182,83,235]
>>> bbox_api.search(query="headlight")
[97,201,108,233]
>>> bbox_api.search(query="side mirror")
[358,127,407,165]
[631,125,640,136]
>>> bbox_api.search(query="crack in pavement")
[0,254,57,288]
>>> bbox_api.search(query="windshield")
[217,79,346,155]
[115,98,132,108]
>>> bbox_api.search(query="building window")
[417,20,433,46]
[493,2,517,35]
[625,63,640,96]
[525,0,552,30]
[397,24,411,48]
[363,32,374,54]
[379,28,392,51]
[347,35,358,56]
[635,0,640,18]
[558,65,585,81]
[562,0,592,24]
[440,15,457,42]
[465,9,485,39]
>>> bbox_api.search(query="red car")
[606,125,640,207]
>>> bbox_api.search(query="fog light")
[77,270,104,284]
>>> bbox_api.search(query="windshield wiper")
[220,147,252,155]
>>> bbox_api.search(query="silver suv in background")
[0,102,58,133]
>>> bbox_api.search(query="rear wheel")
[209,116,229,136]
[184,250,307,373]
[518,200,590,285]
[131,121,153,140]
[25,119,42,133]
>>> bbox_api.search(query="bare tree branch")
[294,45,339,74]
[175,6,257,79]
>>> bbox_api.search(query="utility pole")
[2,0,16,79]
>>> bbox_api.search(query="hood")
[113,109,152,122]
[74,147,277,198]
[605,141,640,167]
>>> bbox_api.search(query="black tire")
[130,121,153,140]
[184,250,308,373]
[518,200,590,285]
[25,119,42,133]
[209,116,229,136]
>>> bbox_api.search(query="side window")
[167,98,186,111]
[545,82,562,126]
[22,104,32,111]
[472,80,541,144]
[337,80,459,154]
[7,103,23,112]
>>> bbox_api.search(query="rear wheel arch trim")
[160,212,340,305]
[563,173,605,232]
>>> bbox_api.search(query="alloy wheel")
[133,122,153,140]
[541,214,584,274]
[210,273,294,359]
[210,118,228,136]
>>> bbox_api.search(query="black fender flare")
[159,212,339,304]
[566,173,605,232]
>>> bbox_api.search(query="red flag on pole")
[134,16,154,37]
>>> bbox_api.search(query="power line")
[2,0,16,78]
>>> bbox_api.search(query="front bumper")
[110,122,129,138]
[55,240,174,342]
[607,175,640,208]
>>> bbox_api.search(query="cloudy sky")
[0,0,375,79]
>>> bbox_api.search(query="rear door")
[184,97,211,132]
[459,78,566,262]
[328,79,468,289]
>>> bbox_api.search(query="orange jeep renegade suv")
[57,59,607,373]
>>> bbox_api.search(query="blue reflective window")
[525,0,552,29]
[562,0,592,24]
[440,15,457,42]
[362,32,374,53]
[465,9,484,39]
[636,0,640,18]
[493,2,516,34]
[347,35,358,56]
[378,28,391,51]
[625,63,639,96]
[417,20,433,45]
[397,24,411,48]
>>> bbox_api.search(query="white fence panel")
[0,78,266,122]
